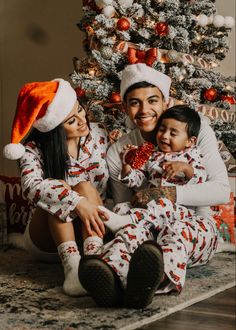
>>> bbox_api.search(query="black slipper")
[79,256,124,307]
[124,240,164,309]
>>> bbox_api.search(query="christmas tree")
[70,0,235,164]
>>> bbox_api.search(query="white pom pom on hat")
[120,63,171,102]
[3,78,77,160]
[3,143,26,160]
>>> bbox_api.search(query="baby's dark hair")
[156,105,201,138]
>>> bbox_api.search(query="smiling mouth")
[159,141,170,147]
[136,114,156,122]
[78,123,88,130]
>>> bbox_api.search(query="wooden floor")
[139,286,236,330]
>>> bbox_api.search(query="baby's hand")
[120,144,137,164]
[162,161,193,180]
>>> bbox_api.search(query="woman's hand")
[75,198,106,238]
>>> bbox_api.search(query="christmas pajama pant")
[99,198,218,292]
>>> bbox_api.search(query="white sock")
[83,236,103,255]
[57,241,87,296]
[98,206,133,233]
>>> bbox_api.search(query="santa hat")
[3,78,77,160]
[120,63,171,102]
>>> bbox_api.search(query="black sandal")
[124,240,164,309]
[79,256,124,307]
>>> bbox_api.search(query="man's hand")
[132,187,177,208]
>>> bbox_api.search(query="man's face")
[123,87,167,133]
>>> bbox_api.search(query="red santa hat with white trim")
[3,78,77,160]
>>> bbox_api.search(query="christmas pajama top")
[19,123,109,222]
[119,145,207,189]
[107,114,230,208]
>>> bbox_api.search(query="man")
[107,63,230,208]
[79,63,230,309]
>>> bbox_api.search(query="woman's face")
[63,101,89,139]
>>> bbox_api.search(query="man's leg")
[79,220,154,307]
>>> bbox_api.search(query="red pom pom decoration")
[203,88,218,102]
[123,142,155,169]
[155,22,169,36]
[110,92,121,103]
[117,18,131,31]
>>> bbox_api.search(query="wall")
[0,0,235,175]
[0,0,84,175]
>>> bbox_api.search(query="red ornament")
[117,18,131,31]
[109,92,121,103]
[75,87,86,98]
[123,142,155,169]
[155,22,169,36]
[203,88,218,102]
[221,95,236,105]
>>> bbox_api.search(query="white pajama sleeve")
[107,141,134,204]
[187,148,207,185]
[20,146,83,222]
[118,168,146,188]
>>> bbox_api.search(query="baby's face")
[156,118,193,153]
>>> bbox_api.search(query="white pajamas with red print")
[100,212,218,291]
[101,145,219,291]
[19,123,109,222]
[115,146,207,223]
[119,146,206,189]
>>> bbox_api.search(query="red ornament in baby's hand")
[123,142,155,169]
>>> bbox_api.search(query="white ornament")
[118,0,133,8]
[102,5,115,18]
[101,46,113,59]
[224,16,235,28]
[213,15,225,28]
[198,14,208,27]
[208,15,214,25]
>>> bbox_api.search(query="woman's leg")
[24,207,86,296]
[73,181,104,255]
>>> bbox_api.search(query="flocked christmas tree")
[70,0,236,169]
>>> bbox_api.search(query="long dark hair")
[25,125,69,180]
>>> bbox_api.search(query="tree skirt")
[0,249,235,330]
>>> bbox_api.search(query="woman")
[3,78,110,296]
